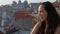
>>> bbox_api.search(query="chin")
[41,19,46,22]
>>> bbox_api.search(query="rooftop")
[53,2,60,7]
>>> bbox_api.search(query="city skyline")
[0,0,56,6]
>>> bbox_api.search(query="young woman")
[30,1,60,34]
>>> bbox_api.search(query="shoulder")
[54,26,60,34]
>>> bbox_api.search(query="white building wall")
[57,0,60,2]
[15,18,33,30]
[2,12,7,20]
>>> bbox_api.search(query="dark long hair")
[38,1,60,34]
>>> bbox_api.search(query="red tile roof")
[14,10,33,19]
[53,2,60,7]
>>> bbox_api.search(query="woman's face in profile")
[38,5,48,21]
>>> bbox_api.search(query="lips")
[39,16,43,19]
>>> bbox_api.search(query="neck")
[45,20,48,25]
[45,21,49,28]
[45,20,49,34]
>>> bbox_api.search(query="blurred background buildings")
[0,0,60,34]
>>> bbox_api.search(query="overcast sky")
[0,0,56,5]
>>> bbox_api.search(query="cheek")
[41,12,48,19]
[43,13,48,19]
[39,12,45,17]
